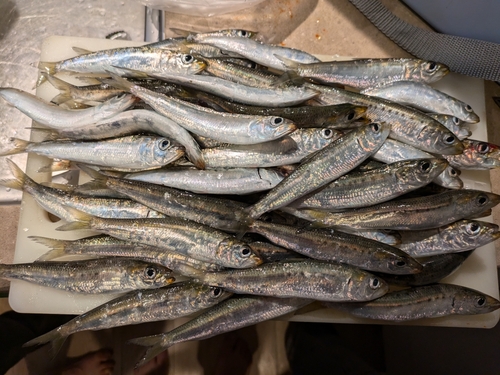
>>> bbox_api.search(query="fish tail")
[233,206,255,240]
[0,159,31,191]
[76,164,107,184]
[29,236,68,261]
[36,62,57,86]
[72,46,93,55]
[0,138,31,156]
[28,127,60,142]
[102,71,135,93]
[43,74,74,105]
[55,206,93,231]
[23,327,66,355]
[129,334,171,369]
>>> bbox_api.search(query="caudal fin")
[0,159,33,192]
[55,206,93,231]
[23,326,66,357]
[29,236,69,261]
[129,334,171,369]
[36,62,57,87]
[0,138,31,156]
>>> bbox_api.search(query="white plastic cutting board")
[9,36,500,328]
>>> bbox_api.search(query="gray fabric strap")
[348,0,500,81]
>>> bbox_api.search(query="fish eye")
[144,266,157,279]
[211,287,222,297]
[272,117,284,126]
[347,111,356,121]
[476,297,486,307]
[240,247,252,258]
[182,54,194,64]
[466,222,481,235]
[426,61,438,73]
[452,117,460,125]
[158,139,170,150]
[449,167,457,176]
[396,260,406,267]
[419,161,431,172]
[239,30,248,37]
[477,142,490,154]
[443,134,456,145]
[370,123,380,132]
[322,128,333,138]
[477,194,488,206]
[465,104,473,113]
[369,278,380,289]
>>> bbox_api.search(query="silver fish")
[362,81,479,123]
[129,295,312,368]
[202,128,342,168]
[23,282,231,353]
[107,74,297,145]
[444,139,500,170]
[245,122,390,220]
[0,257,174,294]
[327,284,500,321]
[398,220,500,257]
[427,113,471,140]
[124,167,286,195]
[0,88,135,129]
[1,135,184,172]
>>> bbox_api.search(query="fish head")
[411,60,449,84]
[191,283,233,307]
[357,122,391,152]
[131,263,175,288]
[161,51,206,75]
[151,137,186,166]
[434,166,463,189]
[301,128,342,151]
[466,191,500,212]
[348,272,388,301]
[451,287,500,315]
[419,124,464,155]
[248,116,296,142]
[450,220,500,248]
[216,237,263,269]
[460,104,480,124]
[378,247,423,275]
[461,139,500,169]
[395,158,448,187]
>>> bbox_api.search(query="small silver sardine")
[245,122,390,220]
[398,220,500,257]
[327,284,500,321]
[294,158,448,210]
[428,113,471,140]
[0,257,174,293]
[107,74,297,145]
[23,282,231,353]
[0,88,135,129]
[362,81,479,123]
[124,167,286,195]
[281,58,449,89]
[1,135,184,172]
[129,295,312,368]
[202,128,342,168]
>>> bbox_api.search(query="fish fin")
[0,138,31,156]
[38,160,75,173]
[39,182,73,191]
[23,326,66,351]
[36,62,57,86]
[129,334,171,369]
[50,93,73,105]
[102,71,135,92]
[27,127,60,142]
[29,236,69,261]
[72,46,93,55]
[273,54,300,71]
[76,163,108,183]
[0,159,30,191]
[43,73,73,93]
[108,65,150,79]
[55,206,93,231]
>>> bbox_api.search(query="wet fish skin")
[194,259,388,302]
[362,81,480,123]
[248,220,422,275]
[0,257,174,294]
[130,295,312,368]
[0,88,135,129]
[124,167,286,195]
[398,220,500,257]
[246,122,391,220]
[308,83,464,155]
[56,209,262,269]
[294,158,448,210]
[290,190,500,231]
[23,282,232,352]
[202,128,342,169]
[444,139,500,170]
[1,135,185,172]
[427,113,471,140]
[326,283,500,321]
[284,58,449,89]
[376,251,473,287]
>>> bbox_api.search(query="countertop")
[1,0,500,294]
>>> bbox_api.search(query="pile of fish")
[1,28,500,367]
